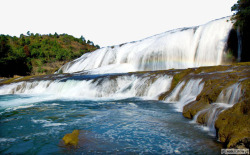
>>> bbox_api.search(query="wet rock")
[215,79,250,148]
[63,130,80,146]
[181,63,250,148]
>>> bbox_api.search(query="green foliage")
[226,50,235,62]
[0,33,100,77]
[0,35,10,58]
[231,0,250,62]
[231,0,250,28]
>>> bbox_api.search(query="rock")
[181,63,250,148]
[62,130,80,146]
[215,79,250,148]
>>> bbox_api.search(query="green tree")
[231,0,250,62]
[27,31,30,36]
[54,32,59,38]
[95,45,100,49]
[24,45,30,57]
[80,35,85,42]
[0,33,98,77]
[0,35,10,58]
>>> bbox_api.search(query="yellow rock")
[62,130,80,146]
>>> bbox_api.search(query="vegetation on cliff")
[0,33,99,77]
[231,0,250,62]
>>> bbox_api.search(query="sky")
[0,0,237,47]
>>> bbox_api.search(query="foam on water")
[0,94,55,110]
[0,138,16,143]
[32,119,67,127]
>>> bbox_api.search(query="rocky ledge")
[159,62,250,149]
[1,62,249,149]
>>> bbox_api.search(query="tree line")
[0,32,100,77]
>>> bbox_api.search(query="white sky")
[0,0,237,47]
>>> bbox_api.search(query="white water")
[192,83,242,135]
[165,79,204,112]
[58,17,233,74]
[0,74,173,109]
[216,83,242,105]
[237,27,242,61]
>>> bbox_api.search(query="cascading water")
[0,74,173,107]
[0,16,246,154]
[58,17,233,74]
[237,28,242,62]
[192,83,242,135]
[0,72,224,154]
[165,79,204,112]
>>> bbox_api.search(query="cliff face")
[0,63,249,148]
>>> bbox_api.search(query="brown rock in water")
[63,130,80,146]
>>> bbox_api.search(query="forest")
[0,32,99,77]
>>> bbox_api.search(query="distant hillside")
[0,32,99,77]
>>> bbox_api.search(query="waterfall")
[192,83,242,135]
[237,27,242,62]
[165,79,204,112]
[0,74,173,109]
[216,83,242,105]
[57,17,233,74]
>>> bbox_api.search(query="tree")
[54,32,59,38]
[95,45,100,49]
[80,35,85,42]
[231,0,250,62]
[0,33,98,77]
[87,40,94,45]
[0,35,10,58]
[27,31,31,36]
[24,45,30,57]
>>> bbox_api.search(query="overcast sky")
[0,0,237,47]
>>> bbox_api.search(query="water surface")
[0,95,221,154]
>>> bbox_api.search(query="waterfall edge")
[0,62,249,149]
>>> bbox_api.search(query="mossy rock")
[183,79,225,119]
[215,101,250,148]
[158,68,194,100]
[62,130,80,146]
[193,65,231,74]
[215,79,250,148]
[196,109,209,124]
[183,101,210,119]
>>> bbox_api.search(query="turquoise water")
[0,95,221,154]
